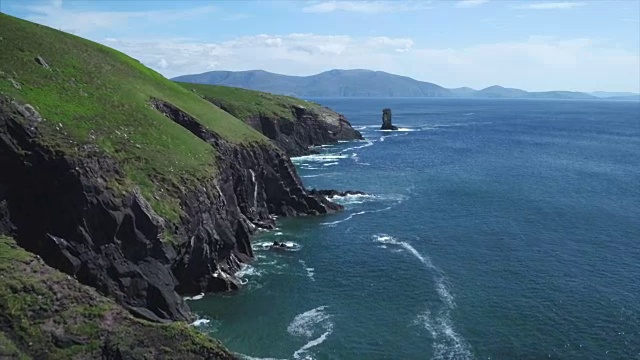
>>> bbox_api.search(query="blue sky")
[2,0,639,92]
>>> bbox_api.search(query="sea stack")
[380,108,398,130]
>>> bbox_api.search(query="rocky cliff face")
[215,101,363,157]
[0,96,341,323]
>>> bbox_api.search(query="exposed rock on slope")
[1,95,340,324]
[0,11,341,335]
[0,235,235,360]
[177,83,364,157]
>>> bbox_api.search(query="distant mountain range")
[173,69,640,101]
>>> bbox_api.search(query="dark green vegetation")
[173,69,452,97]
[175,69,639,101]
[0,235,234,359]
[0,13,267,220]
[178,82,321,122]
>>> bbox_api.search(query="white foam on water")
[190,318,210,326]
[298,259,315,281]
[274,232,284,236]
[237,264,263,278]
[287,306,333,338]
[253,241,302,252]
[330,193,377,205]
[373,234,472,359]
[237,354,287,360]
[293,330,332,360]
[323,162,339,166]
[292,154,348,163]
[183,293,205,301]
[321,206,391,226]
[339,140,374,153]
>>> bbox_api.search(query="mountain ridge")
[174,69,639,101]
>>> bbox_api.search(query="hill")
[177,82,363,156]
[175,70,614,101]
[0,11,342,351]
[173,69,453,97]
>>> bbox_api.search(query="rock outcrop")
[0,96,341,323]
[0,235,235,359]
[380,108,398,130]
[215,102,363,157]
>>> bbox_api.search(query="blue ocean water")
[189,98,640,360]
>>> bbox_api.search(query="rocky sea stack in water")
[380,108,398,130]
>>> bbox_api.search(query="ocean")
[188,98,640,360]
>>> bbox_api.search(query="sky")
[2,0,639,92]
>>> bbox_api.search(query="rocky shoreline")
[1,96,360,324]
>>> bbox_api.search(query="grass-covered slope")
[0,235,234,359]
[0,13,267,219]
[177,82,321,122]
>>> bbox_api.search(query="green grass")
[0,13,269,221]
[178,82,322,122]
[0,235,233,359]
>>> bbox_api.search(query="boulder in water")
[380,108,398,130]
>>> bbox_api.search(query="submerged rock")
[380,108,398,130]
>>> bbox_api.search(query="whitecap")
[237,264,263,278]
[183,293,205,301]
[373,234,471,359]
[287,306,333,338]
[298,259,315,281]
[322,162,339,166]
[190,318,210,326]
[293,330,332,360]
[291,154,348,163]
[330,193,377,205]
[322,206,392,226]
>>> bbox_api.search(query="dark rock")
[380,108,398,130]
[0,96,343,323]
[35,56,51,70]
[211,100,363,157]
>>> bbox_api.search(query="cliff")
[177,83,363,157]
[0,235,234,359]
[0,12,341,353]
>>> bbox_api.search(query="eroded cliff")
[177,83,364,157]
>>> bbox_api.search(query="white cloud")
[456,0,489,9]
[23,3,217,36]
[514,2,584,10]
[100,33,639,92]
[302,1,431,13]
[157,58,169,69]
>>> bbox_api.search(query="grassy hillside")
[0,13,267,220]
[178,82,321,122]
[0,235,233,359]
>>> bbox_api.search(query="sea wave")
[190,318,210,326]
[237,264,263,278]
[252,241,302,252]
[321,206,392,226]
[287,306,333,338]
[299,259,315,281]
[329,193,378,205]
[373,234,472,359]
[183,293,205,301]
[291,154,349,163]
